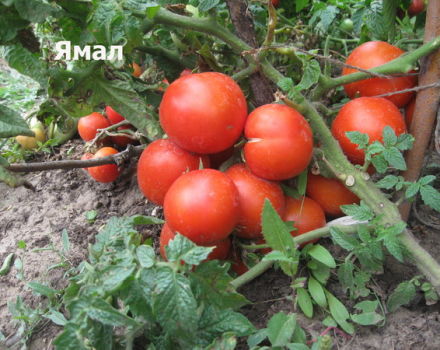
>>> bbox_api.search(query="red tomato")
[271,0,280,7]
[405,98,415,129]
[159,72,248,154]
[132,62,142,78]
[208,147,234,169]
[229,249,249,276]
[244,104,313,180]
[306,174,360,217]
[80,152,94,173]
[225,164,285,239]
[88,147,120,183]
[163,169,240,245]
[159,223,231,261]
[78,112,110,142]
[283,196,326,246]
[137,139,209,206]
[105,106,125,125]
[408,0,426,16]
[111,126,135,148]
[331,97,407,164]
[343,41,416,107]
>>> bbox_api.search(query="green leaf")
[101,265,136,293]
[325,290,354,334]
[0,165,28,188]
[307,245,336,268]
[329,227,359,251]
[44,310,68,326]
[353,300,379,313]
[53,323,87,350]
[85,210,98,223]
[297,170,308,197]
[365,0,387,41]
[131,215,164,225]
[14,0,60,23]
[296,287,313,318]
[247,329,268,348]
[262,250,294,262]
[383,147,407,170]
[286,343,310,350]
[383,234,404,262]
[420,185,440,212]
[405,182,420,199]
[419,175,436,186]
[296,0,310,12]
[308,277,327,308]
[0,105,33,137]
[261,200,298,276]
[341,201,374,221]
[376,175,399,190]
[61,229,70,253]
[277,77,294,91]
[382,126,397,146]
[371,154,388,173]
[296,59,321,91]
[387,281,417,312]
[166,233,213,265]
[396,133,414,151]
[351,311,384,326]
[367,141,386,155]
[27,282,59,298]
[136,245,155,268]
[337,261,354,294]
[198,0,220,12]
[87,298,139,327]
[346,131,369,149]
[357,225,372,243]
[266,312,297,347]
[205,332,237,350]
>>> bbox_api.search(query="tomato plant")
[163,169,239,245]
[306,174,360,217]
[105,106,125,125]
[225,163,285,239]
[244,104,313,180]
[332,97,407,164]
[159,72,248,154]
[343,41,417,107]
[88,147,119,183]
[283,196,326,246]
[137,139,209,206]
[77,112,111,142]
[159,223,231,261]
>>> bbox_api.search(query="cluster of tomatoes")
[77,39,416,275]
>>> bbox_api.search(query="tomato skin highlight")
[331,97,407,164]
[105,106,125,125]
[244,104,313,180]
[88,147,120,183]
[159,223,231,261]
[343,41,417,107]
[137,139,209,206]
[78,112,110,142]
[225,164,285,239]
[164,169,240,245]
[159,72,248,154]
[306,174,360,217]
[283,196,326,246]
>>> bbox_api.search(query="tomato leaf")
[308,277,327,308]
[266,312,297,347]
[296,287,313,318]
[53,323,88,350]
[382,126,398,147]
[338,261,355,294]
[166,233,213,265]
[341,201,374,221]
[27,282,59,299]
[296,59,321,91]
[376,175,400,190]
[383,147,407,170]
[420,185,440,212]
[329,227,359,251]
[387,280,417,312]
[0,105,33,137]
[325,290,354,334]
[199,0,220,12]
[136,245,155,268]
[307,244,336,268]
[346,131,369,149]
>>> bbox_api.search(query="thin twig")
[87,120,131,148]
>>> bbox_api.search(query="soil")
[1,140,440,350]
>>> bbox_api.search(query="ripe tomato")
[16,125,46,150]
[343,41,416,107]
[137,139,209,205]
[80,152,94,172]
[408,0,426,16]
[164,169,239,245]
[244,104,313,180]
[405,98,415,129]
[283,196,326,246]
[105,106,125,125]
[112,126,135,148]
[225,164,285,239]
[88,147,119,183]
[159,223,231,261]
[332,97,407,164]
[306,174,360,217]
[159,72,248,154]
[78,112,110,142]
[271,0,280,7]
[132,62,142,78]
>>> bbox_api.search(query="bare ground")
[1,140,440,349]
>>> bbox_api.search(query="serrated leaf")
[101,265,136,292]
[308,277,327,308]
[405,182,420,199]
[262,250,293,262]
[387,281,416,312]
[383,147,407,170]
[420,185,440,212]
[296,287,313,318]
[44,310,67,326]
[267,312,297,347]
[325,290,354,334]
[307,245,336,268]
[87,298,139,327]
[396,133,414,151]
[136,245,155,268]
[382,126,397,146]
[419,175,436,186]
[166,234,213,265]
[262,200,298,276]
[341,201,374,221]
[357,225,372,243]
[371,154,388,173]
[329,227,359,251]
[0,105,33,137]
[278,77,294,91]
[367,141,385,155]
[376,175,399,190]
[296,59,320,91]
[53,323,87,350]
[346,131,369,149]
[198,0,220,12]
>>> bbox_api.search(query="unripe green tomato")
[16,124,46,150]
[340,18,354,32]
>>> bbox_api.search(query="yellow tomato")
[16,125,46,150]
